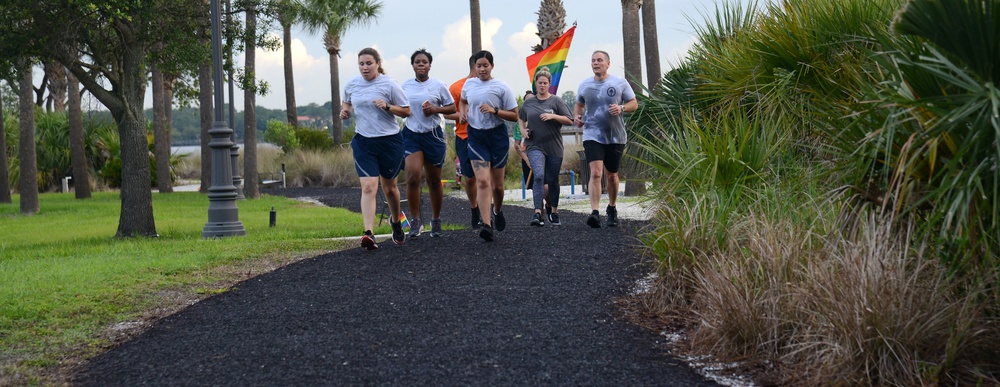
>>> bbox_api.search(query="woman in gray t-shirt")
[339,47,412,250]
[518,68,572,226]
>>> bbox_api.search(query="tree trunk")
[622,0,646,196]
[199,62,213,192]
[328,34,343,144]
[111,44,157,237]
[244,2,260,199]
[68,67,91,199]
[282,21,298,129]
[18,63,39,214]
[642,0,661,90]
[164,73,176,150]
[152,64,173,193]
[0,82,11,204]
[470,0,482,53]
[45,61,67,113]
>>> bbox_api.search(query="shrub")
[294,127,334,151]
[263,119,299,153]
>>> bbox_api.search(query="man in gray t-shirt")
[573,50,638,229]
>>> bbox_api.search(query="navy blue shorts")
[351,132,404,179]
[583,140,626,173]
[455,136,475,178]
[467,123,510,169]
[403,126,447,168]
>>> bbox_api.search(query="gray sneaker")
[408,217,422,238]
[429,218,443,237]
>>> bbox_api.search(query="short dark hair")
[468,55,476,69]
[410,49,433,64]
[471,50,493,66]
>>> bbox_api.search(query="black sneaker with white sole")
[429,218,443,237]
[361,230,378,250]
[391,221,406,245]
[530,212,544,227]
[548,212,561,226]
[471,207,482,230]
[407,217,422,238]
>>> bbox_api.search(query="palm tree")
[67,65,91,199]
[532,0,566,53]
[152,63,172,193]
[299,0,382,144]
[621,0,645,196]
[470,0,482,53]
[276,0,300,128]
[0,81,10,203]
[642,0,661,89]
[44,61,66,112]
[18,61,38,214]
[243,0,260,199]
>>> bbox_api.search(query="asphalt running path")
[75,187,718,386]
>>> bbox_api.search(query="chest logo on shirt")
[606,87,617,97]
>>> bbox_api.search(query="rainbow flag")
[525,26,576,95]
[398,212,409,228]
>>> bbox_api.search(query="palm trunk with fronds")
[533,0,566,53]
[18,62,39,214]
[244,2,260,198]
[326,32,344,144]
[0,84,10,203]
[67,66,91,199]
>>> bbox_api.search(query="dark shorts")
[455,136,475,178]
[467,123,510,169]
[351,132,404,179]
[583,140,626,173]
[403,126,447,167]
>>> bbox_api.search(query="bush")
[263,119,299,153]
[294,127,334,151]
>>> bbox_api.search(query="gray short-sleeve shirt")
[343,74,410,138]
[461,77,518,130]
[518,96,571,157]
[575,74,635,144]
[402,77,454,133]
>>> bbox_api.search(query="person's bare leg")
[588,159,605,211]
[360,177,380,232]
[473,160,492,227]
[381,176,402,220]
[490,166,505,214]
[404,152,424,220]
[606,170,620,207]
[425,163,444,218]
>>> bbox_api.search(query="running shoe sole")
[361,235,378,250]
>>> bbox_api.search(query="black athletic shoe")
[361,230,378,250]
[493,210,506,232]
[391,221,406,245]
[407,217,422,238]
[606,205,618,228]
[429,218,443,237]
[479,224,494,241]
[471,207,482,230]
[530,212,544,227]
[587,210,601,228]
[548,212,561,226]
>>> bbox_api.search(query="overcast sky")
[85,0,747,113]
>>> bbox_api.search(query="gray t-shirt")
[343,74,409,137]
[575,74,635,144]
[518,96,571,157]
[402,77,454,133]
[461,77,518,130]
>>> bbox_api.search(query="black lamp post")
[226,0,245,200]
[202,0,246,238]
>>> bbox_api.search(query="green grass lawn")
[0,191,366,383]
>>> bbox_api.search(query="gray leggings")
[526,149,563,211]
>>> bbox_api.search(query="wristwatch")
[492,107,499,115]
[383,104,391,111]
